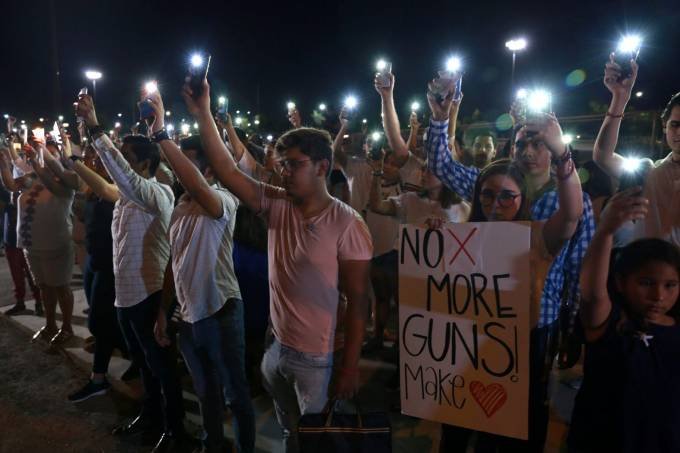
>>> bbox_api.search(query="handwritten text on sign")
[399,222,531,440]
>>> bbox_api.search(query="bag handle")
[323,398,363,429]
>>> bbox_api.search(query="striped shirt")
[426,119,595,327]
[93,135,174,308]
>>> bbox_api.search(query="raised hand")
[75,94,100,127]
[604,53,638,101]
[181,78,211,117]
[288,108,302,129]
[598,187,648,235]
[374,72,395,97]
[145,91,166,133]
[426,75,459,122]
[521,113,566,158]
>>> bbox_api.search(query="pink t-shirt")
[259,184,373,354]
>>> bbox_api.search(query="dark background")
[2,0,679,133]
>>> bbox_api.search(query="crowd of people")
[1,52,679,453]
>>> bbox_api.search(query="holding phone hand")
[75,95,100,128]
[181,79,211,117]
[598,187,648,235]
[604,53,638,101]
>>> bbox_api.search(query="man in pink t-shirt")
[183,80,373,453]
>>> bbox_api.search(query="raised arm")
[42,146,80,191]
[332,114,350,155]
[147,90,224,219]
[67,158,120,202]
[374,72,409,161]
[447,95,462,154]
[367,154,397,216]
[0,147,21,192]
[181,79,262,212]
[592,55,639,178]
[406,112,420,152]
[25,144,71,197]
[527,114,584,255]
[425,76,479,201]
[76,94,173,214]
[579,188,648,339]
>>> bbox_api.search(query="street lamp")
[505,38,528,87]
[85,70,103,97]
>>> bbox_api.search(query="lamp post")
[505,38,527,88]
[84,70,102,97]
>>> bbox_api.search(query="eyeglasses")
[479,189,521,208]
[279,158,312,171]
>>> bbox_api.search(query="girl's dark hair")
[610,239,680,325]
[468,159,530,222]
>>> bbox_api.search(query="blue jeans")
[117,291,185,434]
[178,299,255,453]
[261,338,334,453]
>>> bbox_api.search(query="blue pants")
[117,291,185,433]
[178,299,255,453]
[261,338,334,453]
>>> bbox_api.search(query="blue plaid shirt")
[426,119,595,327]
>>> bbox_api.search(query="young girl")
[568,188,680,453]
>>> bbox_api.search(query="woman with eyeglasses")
[440,158,570,452]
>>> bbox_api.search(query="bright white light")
[635,91,643,98]
[516,88,528,99]
[85,70,102,80]
[3,114,8,119]
[286,101,296,111]
[247,111,251,115]
[445,56,462,72]
[235,117,243,125]
[342,134,350,139]
[21,120,26,124]
[167,124,174,132]
[144,81,158,94]
[190,54,204,67]
[181,124,190,134]
[527,89,552,113]
[266,134,273,141]
[344,95,358,109]
[39,118,44,122]
[505,38,528,52]
[165,111,172,116]
[235,110,240,114]
[109,130,114,135]
[376,59,388,71]
[193,122,199,129]
[12,128,17,132]
[622,157,642,173]
[114,122,121,128]
[32,127,45,141]
[20,124,27,129]
[562,134,574,145]
[247,123,252,127]
[371,131,381,141]
[62,123,69,128]
[411,101,421,111]
[362,118,367,124]
[617,35,642,54]
[318,103,326,111]
[218,96,226,105]
[254,119,260,125]
[117,113,123,118]
[58,115,64,121]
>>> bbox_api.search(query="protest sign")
[399,222,531,439]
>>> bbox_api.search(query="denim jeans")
[117,291,185,434]
[178,299,255,453]
[261,338,334,453]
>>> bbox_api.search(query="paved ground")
[0,252,580,452]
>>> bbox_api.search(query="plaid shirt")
[426,119,595,327]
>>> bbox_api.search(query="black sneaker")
[5,303,27,316]
[68,379,111,402]
[34,301,44,317]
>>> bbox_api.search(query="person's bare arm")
[334,259,371,399]
[375,73,409,160]
[406,112,420,152]
[220,114,248,163]
[579,189,648,340]
[42,147,80,190]
[367,155,397,216]
[147,91,224,219]
[181,80,262,212]
[69,160,120,202]
[592,56,639,178]
[0,148,21,192]
[25,145,71,197]
[447,97,462,153]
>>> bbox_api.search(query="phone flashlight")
[217,96,229,122]
[344,95,358,109]
[318,103,327,111]
[614,35,642,81]
[187,53,211,98]
[375,59,392,88]
[181,124,190,135]
[287,101,296,113]
[411,101,421,112]
[145,81,158,94]
[167,124,175,133]
[618,156,649,194]
[266,134,274,142]
[3,114,8,119]
[369,131,383,160]
[32,127,45,142]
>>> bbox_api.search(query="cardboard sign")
[399,222,531,440]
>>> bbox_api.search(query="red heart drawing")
[469,381,508,418]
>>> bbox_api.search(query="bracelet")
[151,128,170,143]
[556,159,575,181]
[553,147,572,167]
[606,111,624,119]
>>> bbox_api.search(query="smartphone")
[613,50,639,81]
[340,107,354,122]
[139,100,155,120]
[76,87,88,122]
[368,136,382,160]
[618,169,645,193]
[375,62,392,89]
[428,70,461,102]
[217,97,229,122]
[188,54,211,98]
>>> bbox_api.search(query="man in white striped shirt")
[76,95,189,451]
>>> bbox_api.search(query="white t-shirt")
[639,153,680,246]
[390,191,470,225]
[169,186,241,323]
[366,182,402,257]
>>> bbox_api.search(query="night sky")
[3,0,679,133]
